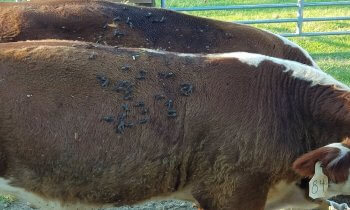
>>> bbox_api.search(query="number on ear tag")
[309,161,328,199]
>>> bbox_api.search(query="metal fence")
[160,0,350,37]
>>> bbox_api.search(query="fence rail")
[160,0,350,37]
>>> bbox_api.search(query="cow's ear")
[293,142,350,183]
[292,146,340,177]
[324,142,350,183]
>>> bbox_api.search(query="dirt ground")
[0,199,196,210]
[2,196,350,210]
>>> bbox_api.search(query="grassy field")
[155,0,350,85]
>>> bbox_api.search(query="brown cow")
[0,0,319,69]
[0,40,349,210]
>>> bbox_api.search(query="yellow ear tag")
[309,161,328,199]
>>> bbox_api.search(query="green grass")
[0,194,16,205]
[156,0,350,85]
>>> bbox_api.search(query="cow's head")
[293,138,350,197]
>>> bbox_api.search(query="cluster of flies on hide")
[94,52,194,135]
[97,73,150,134]
[102,7,166,41]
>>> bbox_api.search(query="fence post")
[296,0,304,35]
[161,0,166,8]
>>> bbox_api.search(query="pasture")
[155,0,350,85]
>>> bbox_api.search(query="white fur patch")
[208,52,350,91]
[0,178,57,209]
[139,49,349,91]
[327,177,350,198]
[265,181,321,210]
[260,29,320,70]
[325,143,350,166]
[0,178,110,210]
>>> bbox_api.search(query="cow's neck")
[305,85,350,149]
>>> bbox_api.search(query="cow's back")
[0,0,317,68]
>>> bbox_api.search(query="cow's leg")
[192,172,270,210]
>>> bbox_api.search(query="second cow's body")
[0,0,318,69]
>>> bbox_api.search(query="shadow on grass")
[260,25,294,33]
[311,51,350,59]
[315,37,350,49]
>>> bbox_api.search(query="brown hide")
[0,40,349,210]
[0,0,316,68]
